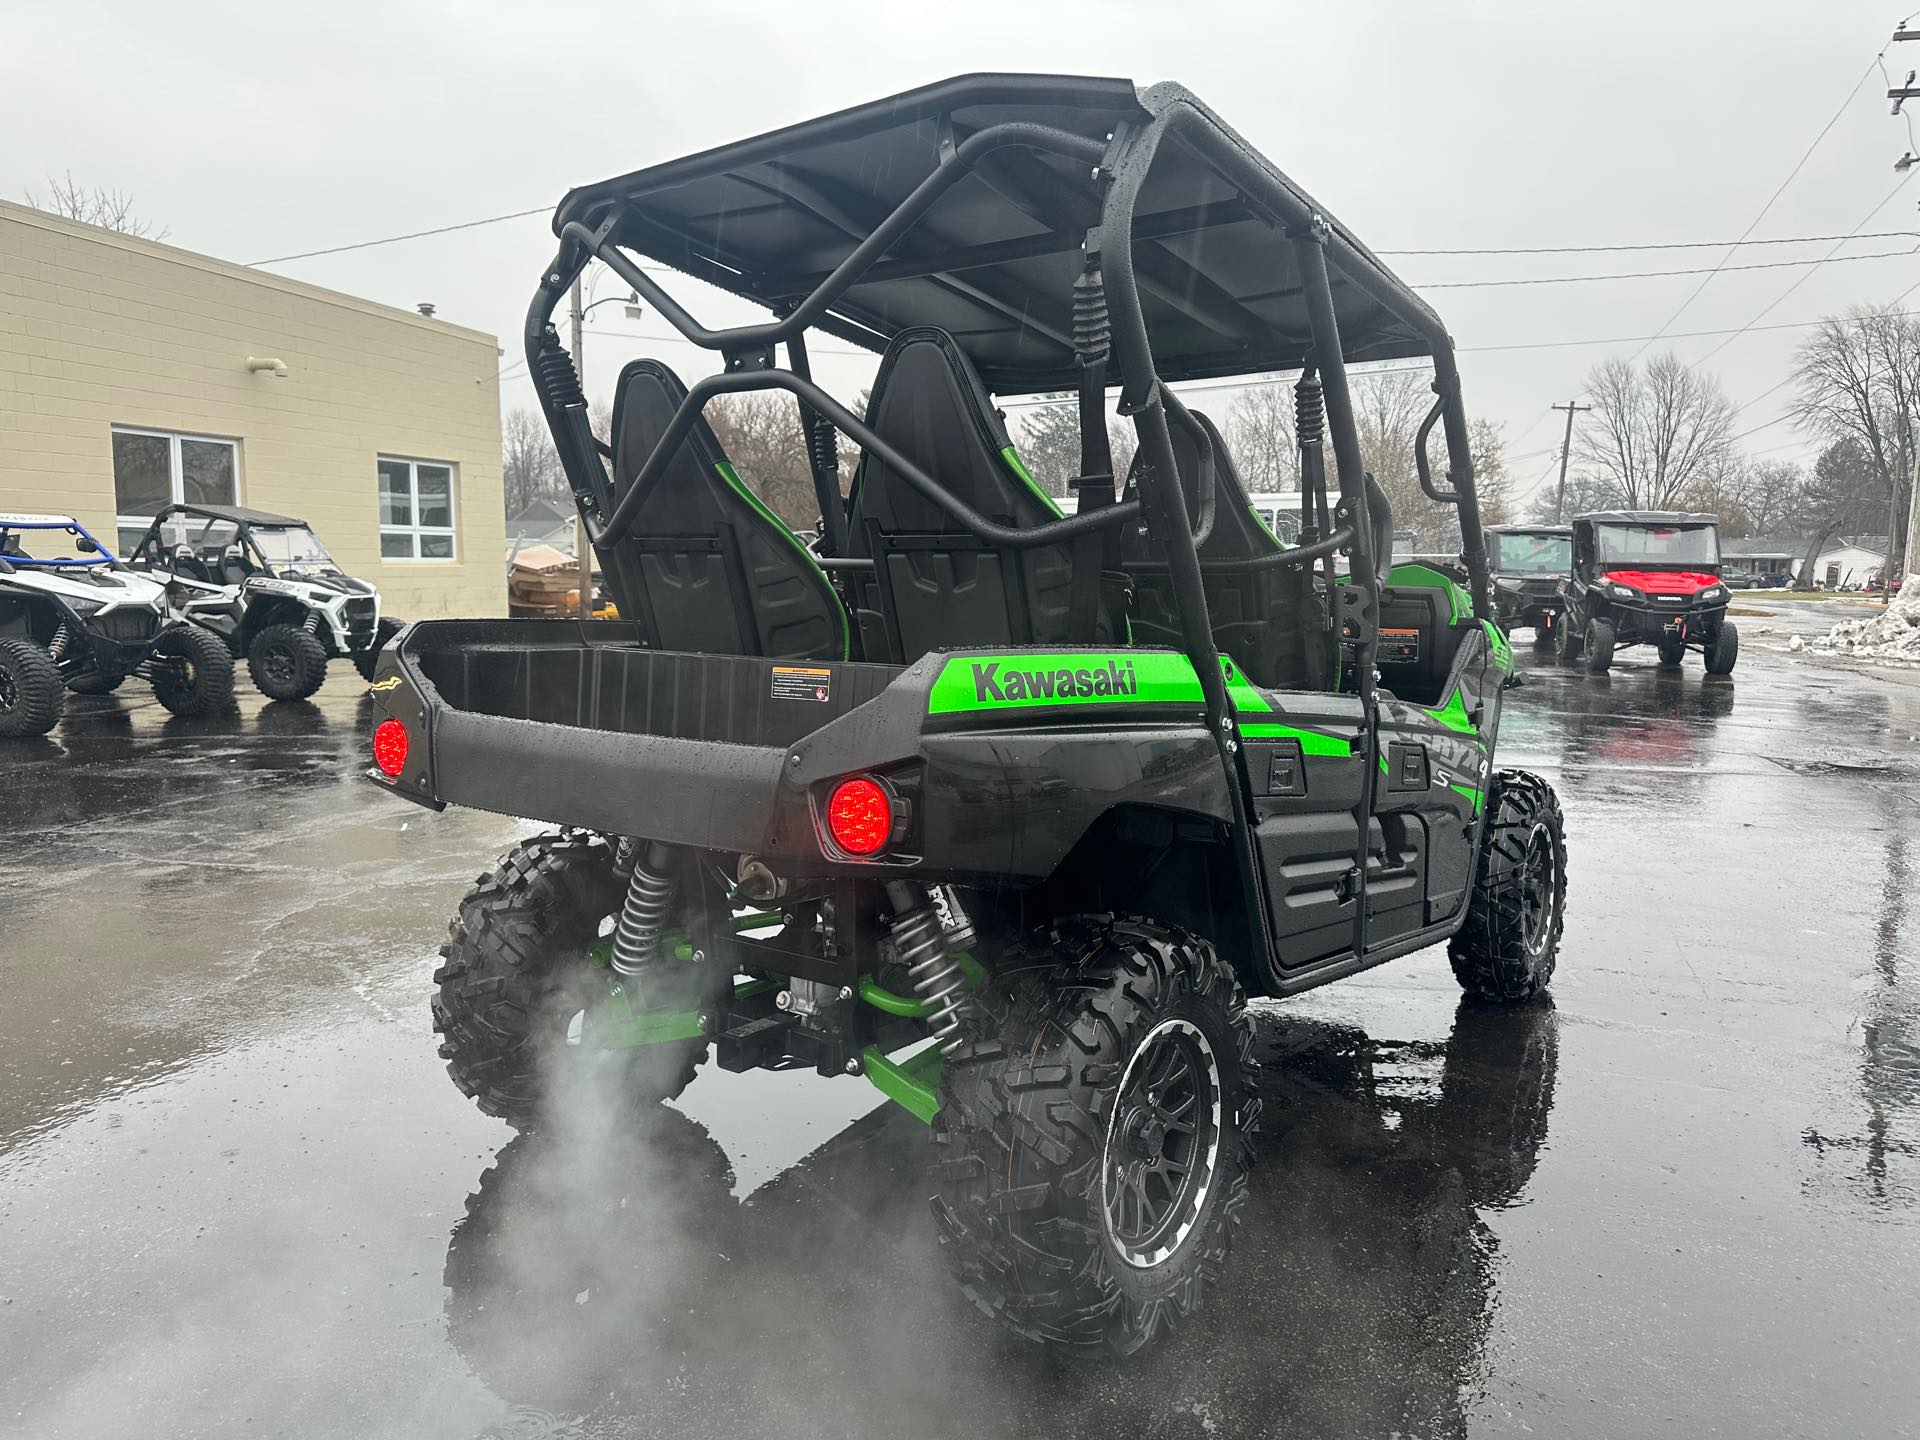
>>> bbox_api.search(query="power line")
[1417,245,1920,290]
[1624,55,1882,366]
[1382,229,1920,256]
[249,207,551,265]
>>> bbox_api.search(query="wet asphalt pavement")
[2,600,1917,1440]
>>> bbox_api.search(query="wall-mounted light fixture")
[245,356,289,378]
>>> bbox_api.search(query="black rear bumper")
[363,620,1232,882]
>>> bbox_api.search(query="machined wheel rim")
[1101,1017,1224,1269]
[1520,821,1557,957]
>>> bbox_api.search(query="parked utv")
[1486,524,1571,648]
[127,503,400,700]
[367,75,1570,1358]
[0,512,234,736]
[1557,511,1736,674]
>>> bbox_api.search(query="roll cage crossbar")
[523,85,1493,972]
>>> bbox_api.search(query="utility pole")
[1892,23,1920,585]
[569,275,592,619]
[1552,400,1590,522]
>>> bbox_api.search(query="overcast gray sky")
[9,0,1916,504]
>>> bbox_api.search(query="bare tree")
[704,392,818,528]
[1791,303,1917,573]
[1531,469,1615,524]
[1733,458,1808,536]
[24,171,168,239]
[501,407,565,514]
[1574,353,1736,511]
[1223,383,1300,494]
[1793,439,1881,589]
[1464,416,1508,527]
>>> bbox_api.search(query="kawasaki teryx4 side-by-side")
[0,512,235,737]
[365,75,1571,1357]
[1486,524,1571,649]
[1557,511,1737,675]
[126,503,401,700]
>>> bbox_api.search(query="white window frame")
[110,425,242,546]
[377,455,458,562]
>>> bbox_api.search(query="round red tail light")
[372,718,409,778]
[826,776,892,856]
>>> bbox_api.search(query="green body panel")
[926,651,1204,714]
[999,446,1064,518]
[1481,619,1514,673]
[862,1043,944,1124]
[1386,562,1473,624]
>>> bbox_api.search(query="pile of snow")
[1801,575,1920,663]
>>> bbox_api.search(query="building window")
[377,457,457,560]
[111,427,239,554]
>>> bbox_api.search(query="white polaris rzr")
[0,513,235,737]
[126,503,402,701]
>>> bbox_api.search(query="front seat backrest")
[847,326,1101,663]
[608,358,847,662]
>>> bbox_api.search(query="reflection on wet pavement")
[2,605,1917,1438]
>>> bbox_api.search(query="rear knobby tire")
[933,915,1258,1358]
[1557,614,1584,664]
[0,638,63,738]
[1584,618,1615,673]
[1705,620,1739,675]
[150,622,236,716]
[432,831,708,1131]
[248,622,328,701]
[352,616,405,682]
[1449,770,1567,1003]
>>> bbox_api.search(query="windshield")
[0,517,115,566]
[1493,532,1572,574]
[1594,523,1718,568]
[251,526,334,569]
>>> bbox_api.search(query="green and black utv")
[367,75,1570,1358]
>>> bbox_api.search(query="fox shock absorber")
[886,881,971,1054]
[610,840,676,978]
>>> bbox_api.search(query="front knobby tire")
[1557,615,1584,664]
[1584,618,1615,673]
[933,915,1258,1358]
[0,638,63,738]
[150,622,236,716]
[1449,771,1568,1003]
[248,623,327,701]
[352,616,404,682]
[432,832,708,1131]
[1705,620,1739,675]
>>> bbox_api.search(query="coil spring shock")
[610,840,676,978]
[534,330,587,409]
[886,882,969,1053]
[303,612,322,635]
[47,623,71,661]
[1294,375,1325,449]
[1072,265,1111,365]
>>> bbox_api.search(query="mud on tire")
[1449,770,1567,1003]
[932,915,1258,1358]
[432,831,708,1130]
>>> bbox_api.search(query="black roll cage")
[522,89,1493,980]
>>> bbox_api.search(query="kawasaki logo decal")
[928,652,1203,714]
[971,658,1137,703]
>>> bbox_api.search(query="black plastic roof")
[1487,523,1570,535]
[554,74,1442,394]
[152,502,305,528]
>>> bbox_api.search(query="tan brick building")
[0,200,505,619]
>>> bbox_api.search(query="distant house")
[1721,535,1800,584]
[1811,537,1887,590]
[506,496,576,555]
